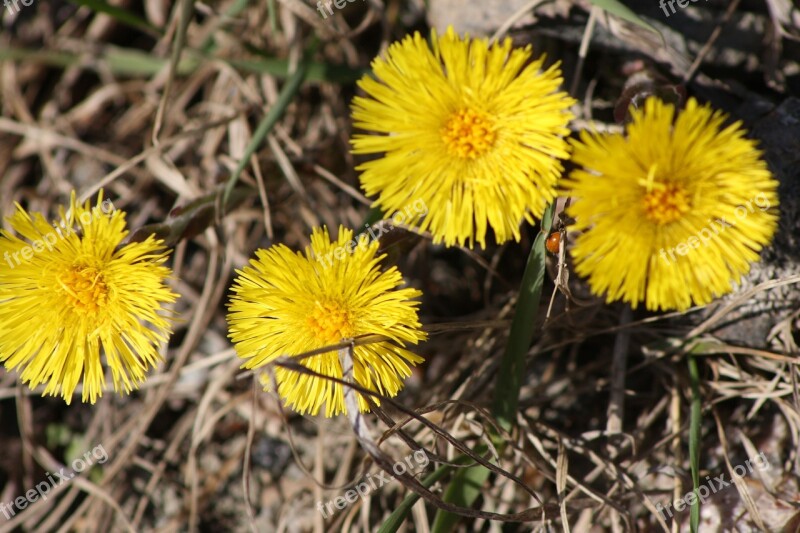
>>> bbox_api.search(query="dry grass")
[1,1,799,532]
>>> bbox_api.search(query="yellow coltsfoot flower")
[0,191,178,404]
[351,27,575,248]
[563,97,779,311]
[227,226,426,417]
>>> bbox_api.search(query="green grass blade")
[588,0,662,39]
[491,202,553,431]
[430,445,492,532]
[267,0,278,35]
[0,46,365,83]
[67,0,161,35]
[430,203,554,532]
[376,461,456,533]
[0,46,200,76]
[223,60,308,206]
[0,48,77,68]
[357,207,384,234]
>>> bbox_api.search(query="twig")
[682,0,742,85]
[570,6,600,98]
[607,305,633,436]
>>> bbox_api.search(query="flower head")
[0,191,178,403]
[563,97,779,311]
[227,226,426,417]
[350,27,575,248]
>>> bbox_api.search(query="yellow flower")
[350,27,575,248]
[563,97,779,311]
[227,226,426,417]
[0,192,178,404]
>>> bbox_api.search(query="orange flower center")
[441,108,497,159]
[306,300,356,345]
[58,265,109,315]
[642,184,690,225]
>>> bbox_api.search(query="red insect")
[545,231,561,254]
